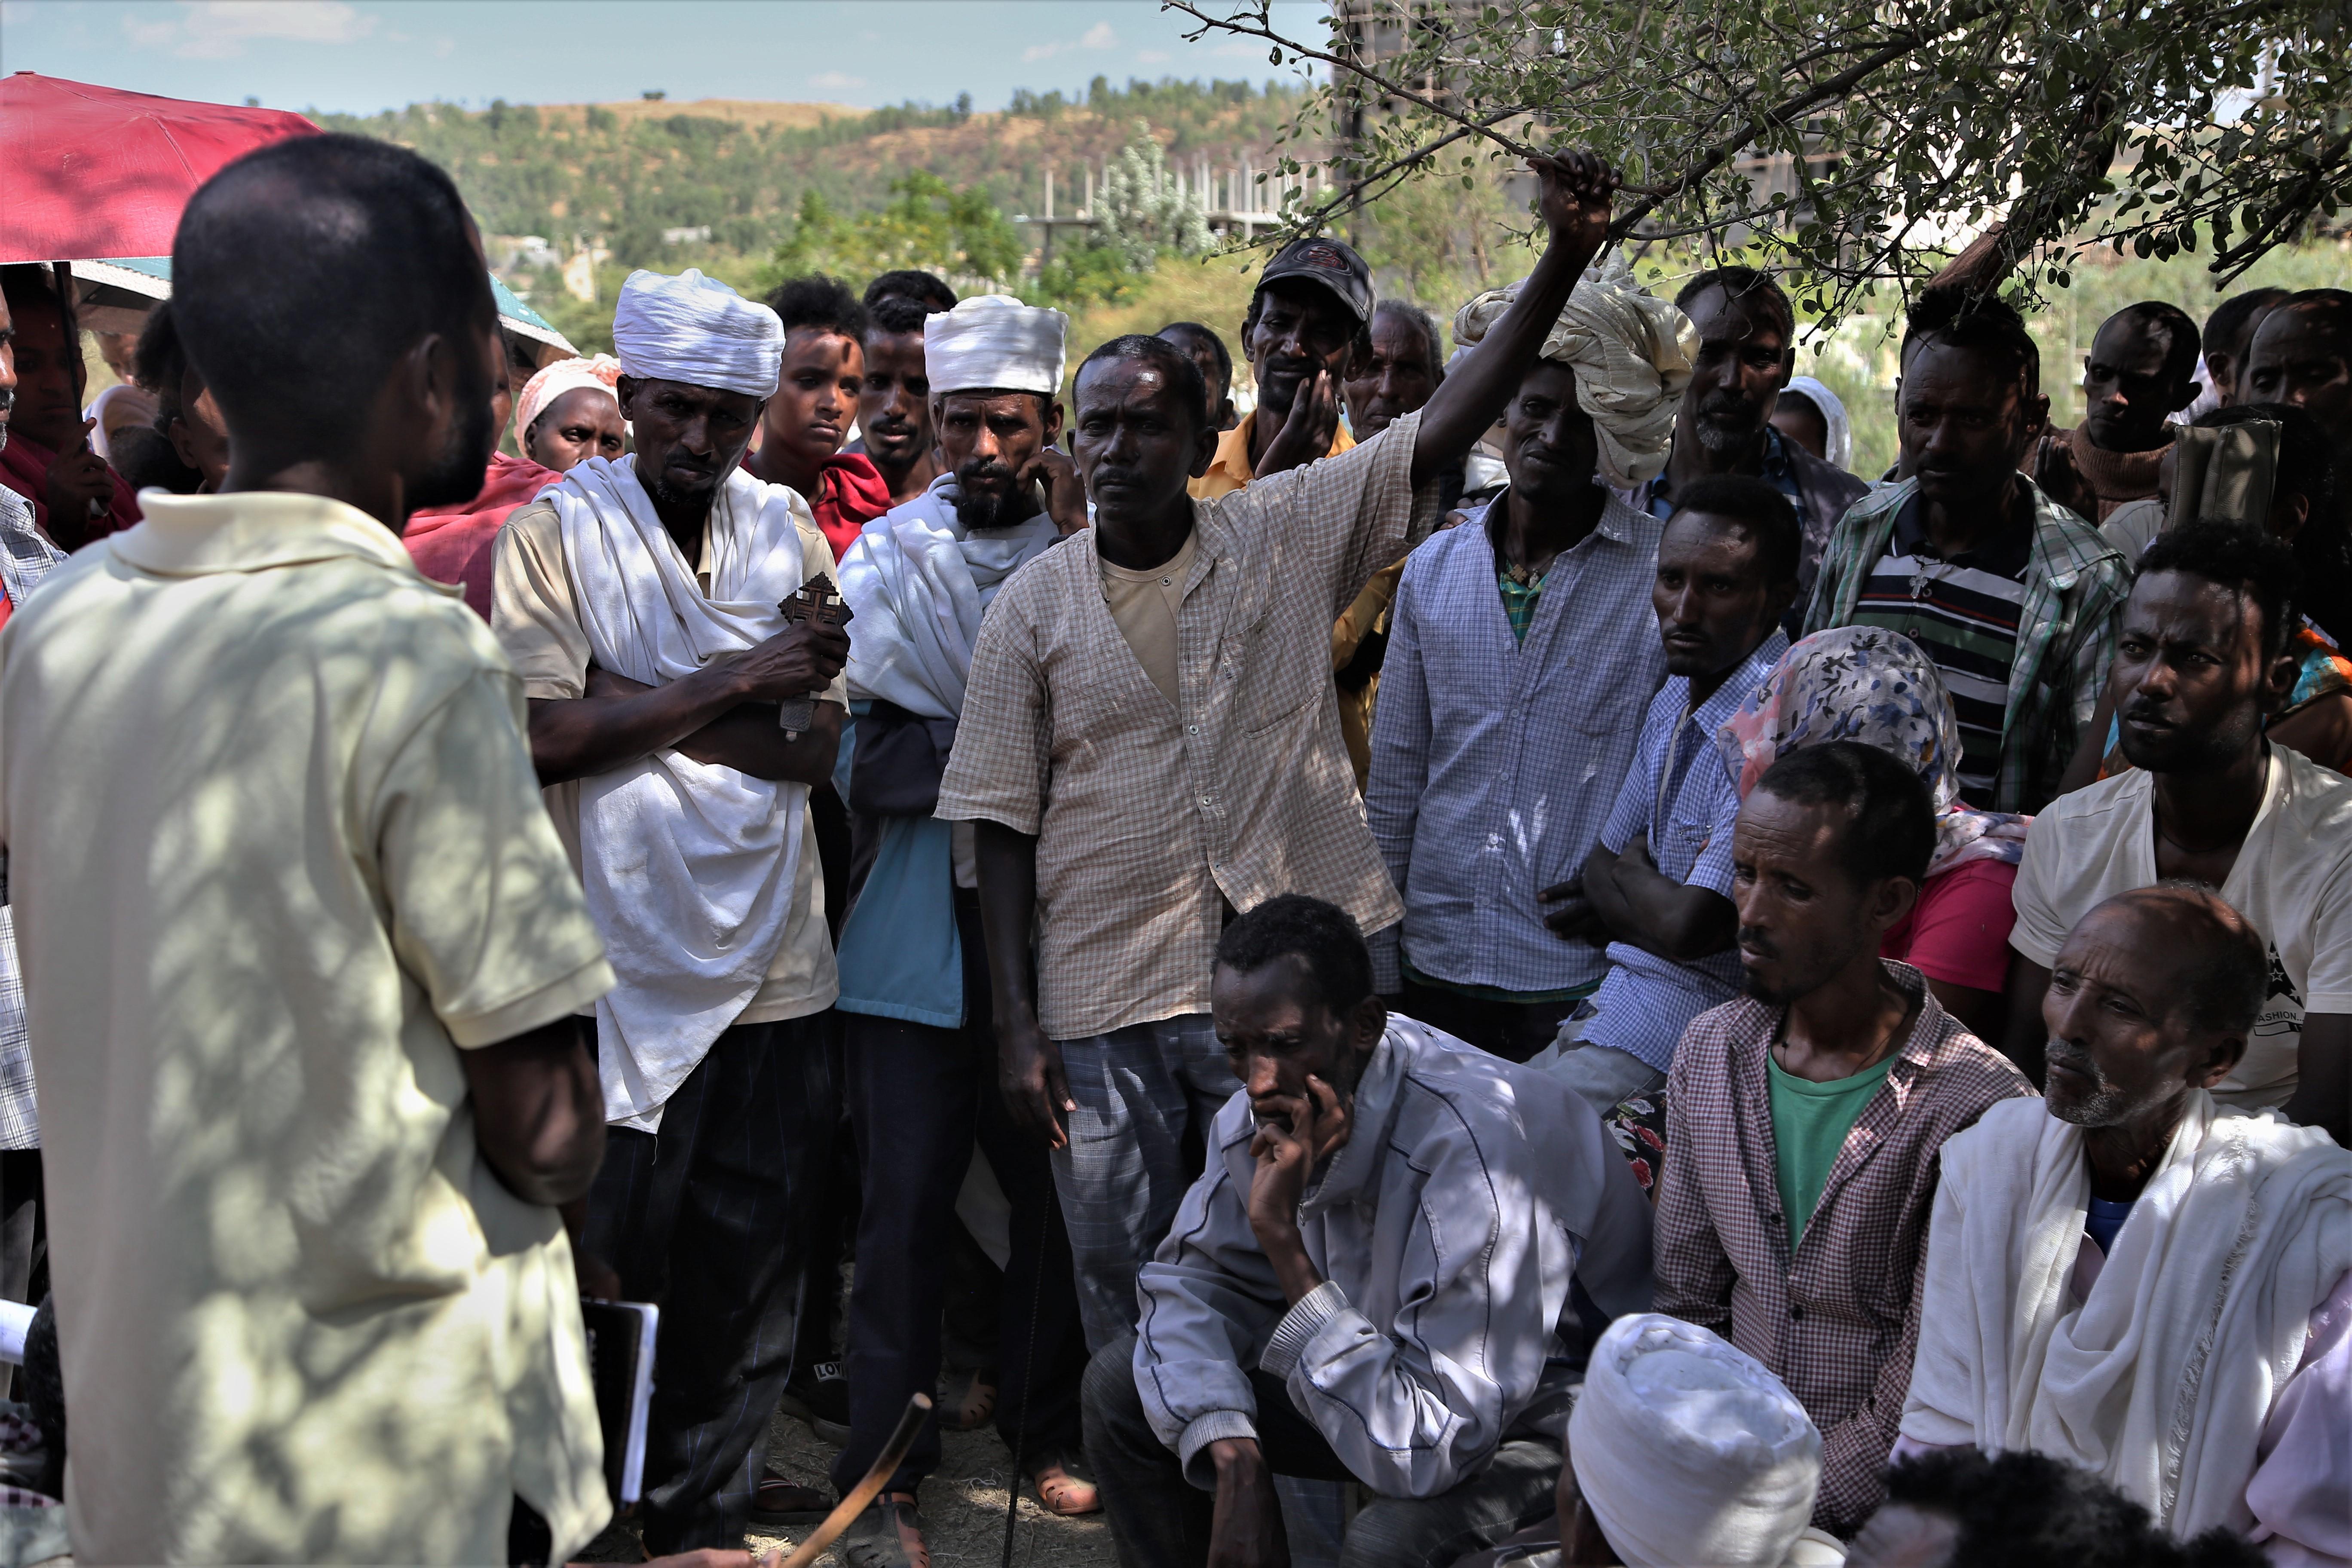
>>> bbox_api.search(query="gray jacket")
[1133,1017,1653,1498]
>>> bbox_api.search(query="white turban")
[925,294,1068,397]
[1568,1314,1844,1568]
[515,354,623,441]
[613,268,784,398]
[1781,375,1853,472]
[1453,253,1697,488]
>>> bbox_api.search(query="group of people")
[0,128,2344,1568]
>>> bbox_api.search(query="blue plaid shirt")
[1577,631,1787,1073]
[1366,488,1666,995]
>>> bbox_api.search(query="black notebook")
[580,1299,658,1504]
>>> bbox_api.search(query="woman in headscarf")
[1716,626,2030,1038]
[1772,375,1853,472]
[514,354,626,475]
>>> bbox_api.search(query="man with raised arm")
[938,151,1628,1352]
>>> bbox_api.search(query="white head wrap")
[1453,253,1697,487]
[516,354,624,441]
[925,294,1068,397]
[1781,375,1853,472]
[1568,1314,1841,1568]
[612,269,784,398]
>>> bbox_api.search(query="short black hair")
[2106,300,2202,387]
[1158,321,1234,389]
[1675,265,1795,340]
[1215,894,1374,1017]
[1902,287,2041,397]
[1369,299,1447,369]
[1880,1448,2267,1568]
[0,265,62,324]
[2136,517,2300,663]
[868,293,939,339]
[1666,473,1802,586]
[864,269,957,312]
[1076,334,1211,434]
[1242,279,1374,371]
[173,133,491,456]
[2204,287,2290,364]
[766,274,867,343]
[133,300,190,409]
[1752,740,1936,887]
[2197,401,2346,575]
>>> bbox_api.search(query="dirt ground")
[579,1403,1118,1568]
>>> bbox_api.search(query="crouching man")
[1083,895,1653,1568]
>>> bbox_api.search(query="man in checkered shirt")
[1653,739,2032,1535]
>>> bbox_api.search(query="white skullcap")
[1568,1314,1834,1568]
[612,268,784,398]
[1453,254,1697,488]
[1781,375,1853,472]
[924,294,1069,397]
[515,354,623,440]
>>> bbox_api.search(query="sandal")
[1026,1450,1100,1517]
[747,1475,833,1528]
[840,1492,929,1568]
[938,1367,997,1432]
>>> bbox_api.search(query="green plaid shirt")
[1802,477,2130,813]
[1498,559,1547,643]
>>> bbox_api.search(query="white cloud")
[808,70,865,91]
[1080,20,1116,48]
[1136,49,1171,63]
[1022,20,1118,62]
[122,1,379,59]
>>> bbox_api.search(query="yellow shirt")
[0,491,616,1563]
[1187,409,1357,499]
[491,497,845,1027]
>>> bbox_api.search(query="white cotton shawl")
[837,475,1058,719]
[1901,1093,2352,1535]
[547,454,811,1131]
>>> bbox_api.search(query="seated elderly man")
[1083,895,1651,1568]
[1902,885,2350,1561]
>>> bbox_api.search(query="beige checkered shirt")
[939,412,1435,1041]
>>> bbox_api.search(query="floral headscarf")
[1713,626,2030,875]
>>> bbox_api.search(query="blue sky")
[0,1,1331,116]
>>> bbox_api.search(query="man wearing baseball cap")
[1189,236,1376,499]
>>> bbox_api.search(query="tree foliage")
[1093,123,1218,269]
[766,174,1027,291]
[1170,0,2350,318]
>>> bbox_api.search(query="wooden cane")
[776,1392,933,1568]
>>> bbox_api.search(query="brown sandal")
[938,1367,997,1432]
[748,1475,832,1527]
[1027,1452,1100,1517]
[841,1492,930,1568]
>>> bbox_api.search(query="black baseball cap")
[1256,236,1374,326]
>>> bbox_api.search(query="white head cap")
[924,294,1069,398]
[612,268,784,399]
[1568,1314,1829,1568]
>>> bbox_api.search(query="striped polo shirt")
[1849,498,2033,805]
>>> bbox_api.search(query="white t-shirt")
[2009,746,2352,1110]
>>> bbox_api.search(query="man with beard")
[1633,268,1867,603]
[829,295,1093,1568]
[2000,521,2351,1144]
[858,293,948,505]
[0,133,616,1563]
[2043,302,2202,524]
[0,266,141,548]
[1805,289,2129,812]
[1902,884,2349,1553]
[492,266,853,1552]
[1366,256,1692,1061]
[1085,895,1650,1568]
[1654,741,2033,1537]
[1186,236,1374,499]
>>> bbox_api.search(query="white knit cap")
[1452,253,1697,488]
[924,294,1069,397]
[612,268,784,398]
[515,354,623,440]
[1569,1314,1830,1568]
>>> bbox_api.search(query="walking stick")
[777,1392,933,1568]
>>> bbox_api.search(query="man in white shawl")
[1900,885,2350,1563]
[826,295,1093,1568]
[490,266,853,1553]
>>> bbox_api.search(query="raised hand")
[1531,148,1620,257]
[43,418,115,549]
[1020,441,1091,536]
[1256,367,1342,477]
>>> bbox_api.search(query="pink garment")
[1881,859,2019,995]
[1890,1263,2352,1567]
[401,452,561,619]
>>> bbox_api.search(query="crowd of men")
[0,130,2344,1568]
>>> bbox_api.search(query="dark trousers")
[583,1017,834,1553]
[1396,979,1580,1065]
[1083,1336,1559,1568]
[831,888,1087,1498]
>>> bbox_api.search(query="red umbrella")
[0,72,320,264]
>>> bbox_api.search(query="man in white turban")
[824,294,1096,1567]
[490,266,853,1553]
[1557,1314,1847,1567]
[1361,254,1694,1058]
